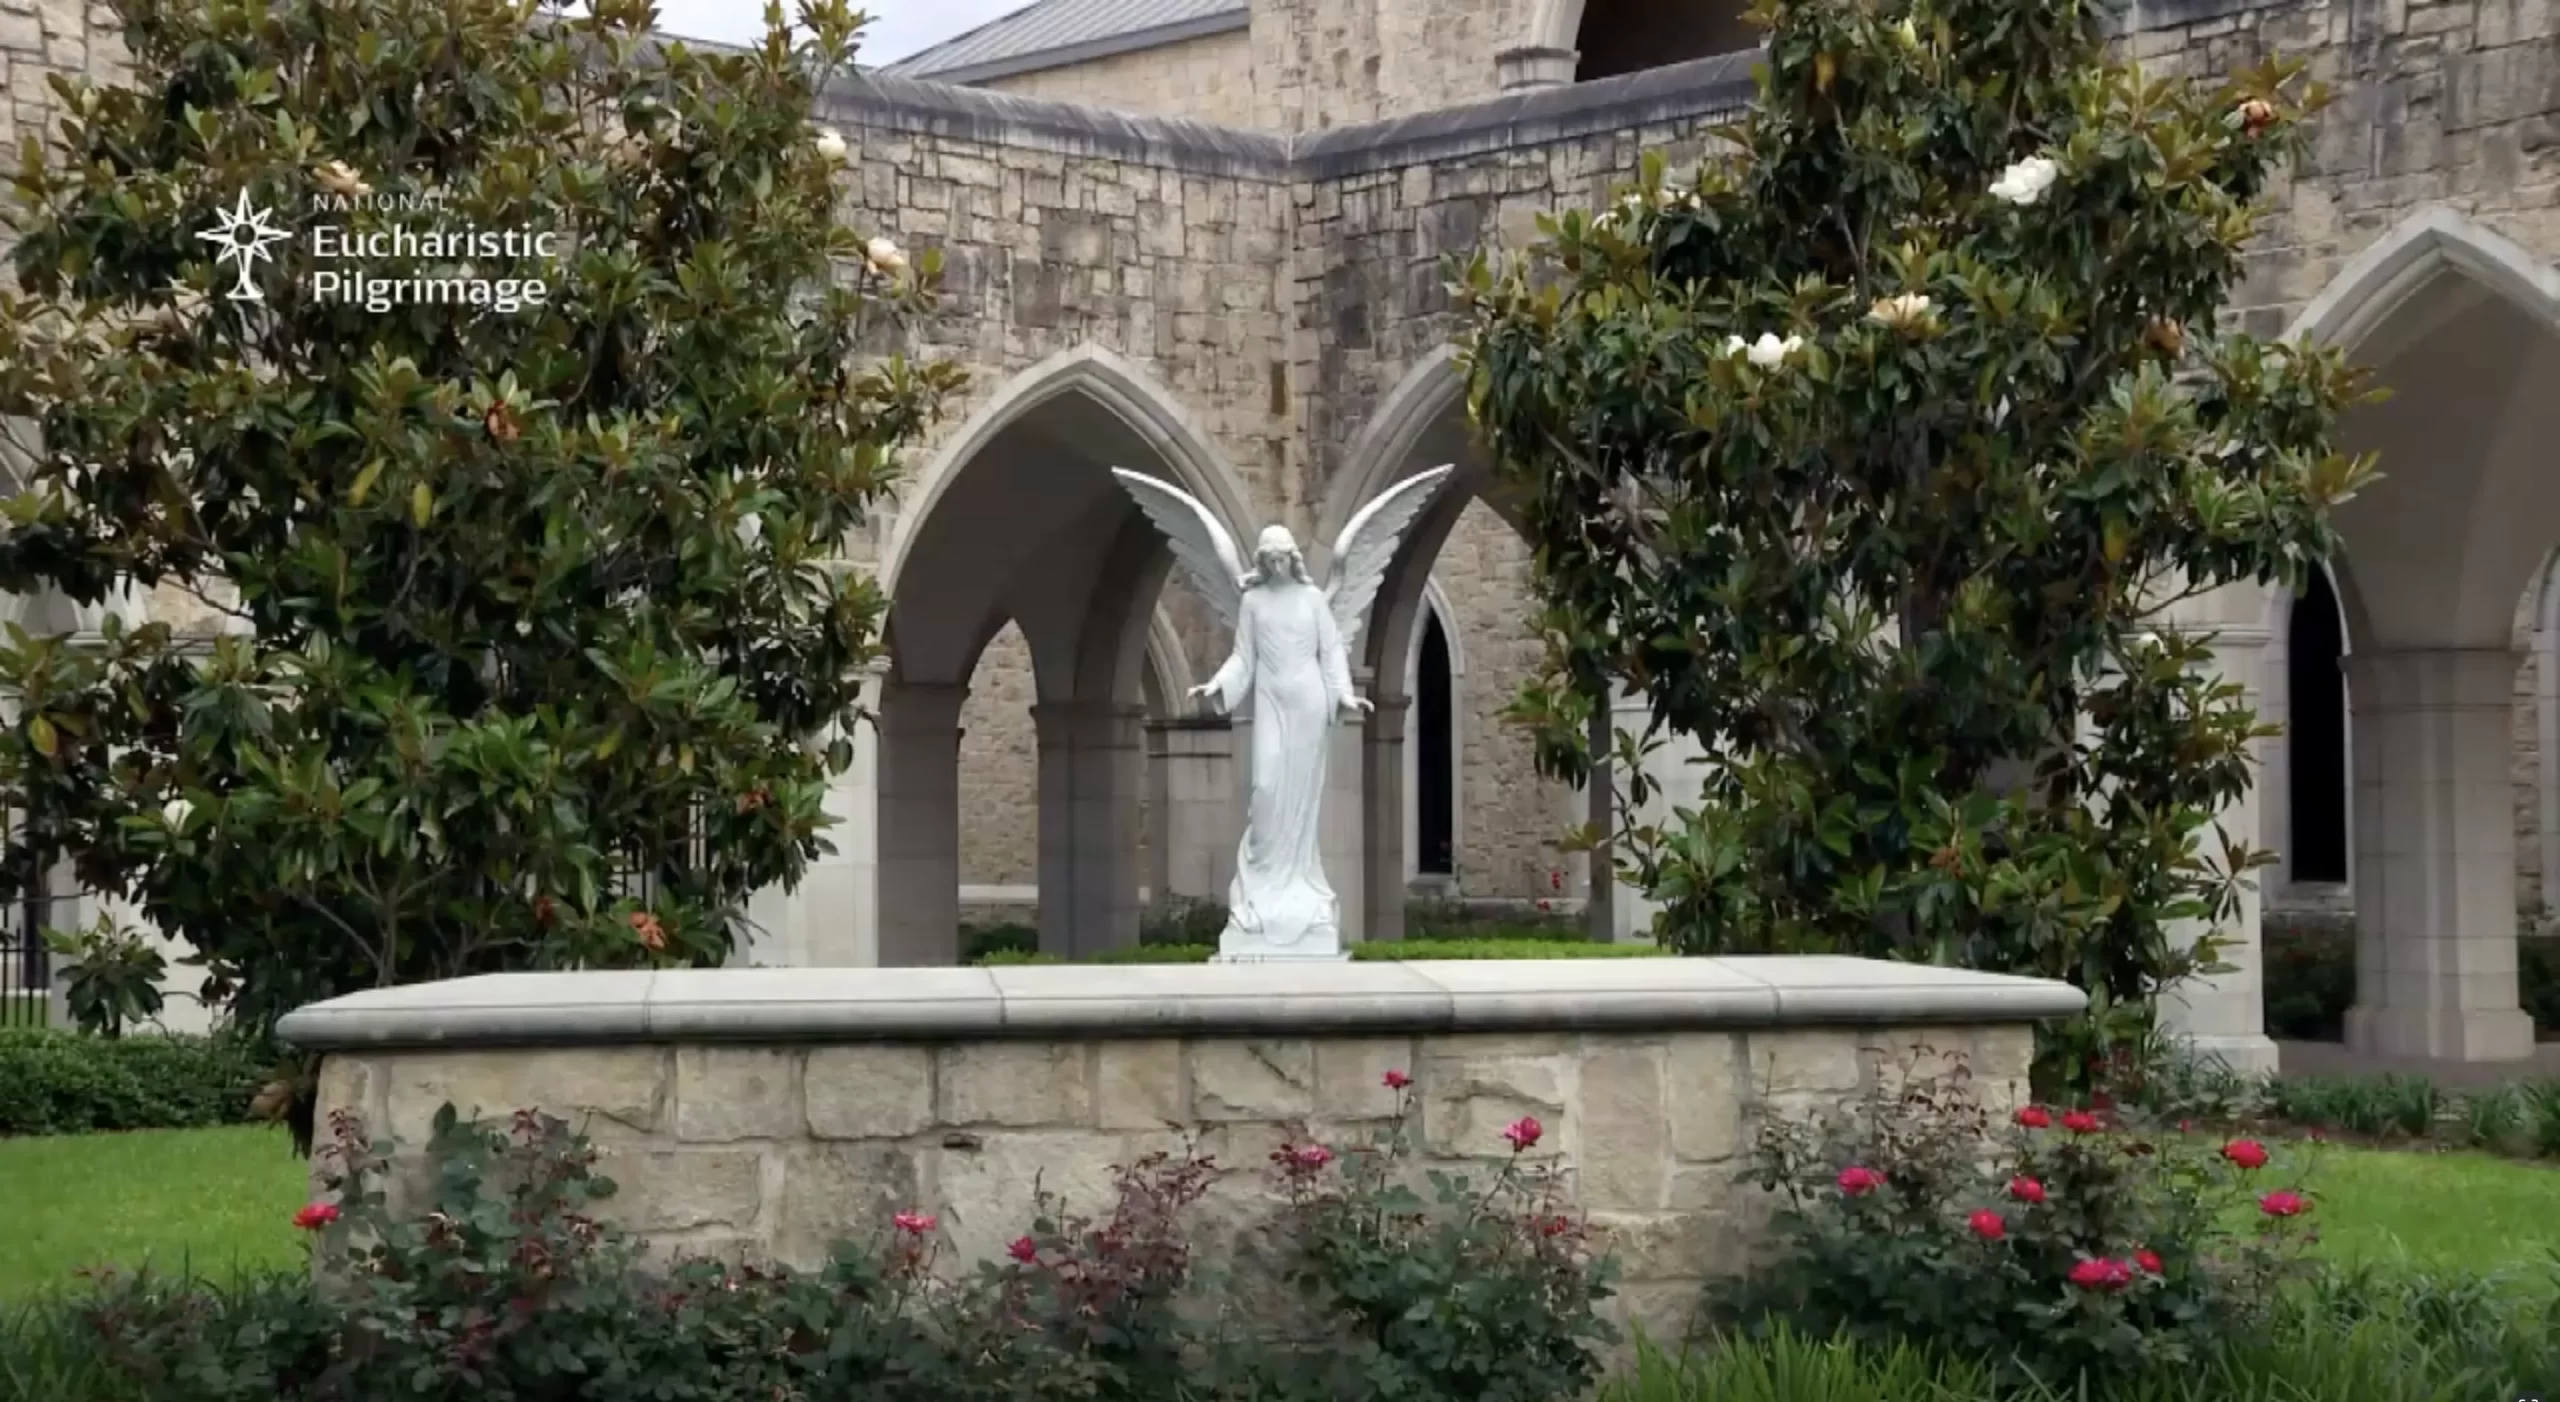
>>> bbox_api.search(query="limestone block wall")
[977,30,1259,128]
[2135,0,2560,336]
[286,960,2072,1348]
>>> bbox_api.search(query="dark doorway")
[1417,612,1456,876]
[1573,0,1756,82]
[2287,569,2349,884]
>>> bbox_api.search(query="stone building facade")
[5,0,2559,1066]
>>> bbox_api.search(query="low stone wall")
[280,957,2081,1344]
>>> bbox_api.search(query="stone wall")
[978,29,1259,127]
[290,960,2071,1349]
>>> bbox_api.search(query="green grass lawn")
[0,1125,2551,1303]
[0,1124,309,1300]
[2283,1141,2560,1279]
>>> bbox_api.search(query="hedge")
[973,938,1666,967]
[0,1028,268,1137]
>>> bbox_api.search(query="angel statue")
[1111,464,1456,962]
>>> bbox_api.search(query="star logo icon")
[195,189,291,302]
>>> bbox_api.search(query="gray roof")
[882,0,1248,85]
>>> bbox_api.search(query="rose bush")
[1709,1053,2316,1387]
[48,1072,1621,1402]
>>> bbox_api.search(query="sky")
[648,0,1029,64]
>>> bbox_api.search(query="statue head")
[1244,524,1310,588]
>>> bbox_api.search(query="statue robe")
[1204,577,1354,955]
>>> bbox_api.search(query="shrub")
[43,1080,1621,1402]
[1462,0,2366,1094]
[1713,1053,2316,1388]
[2261,920,2557,1041]
[1258,1080,1621,1402]
[0,0,958,1117]
[0,1025,264,1136]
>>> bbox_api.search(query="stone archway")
[1320,347,1616,943]
[1513,0,1759,87]
[2284,205,2560,1062]
[873,344,1257,966]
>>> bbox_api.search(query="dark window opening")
[2287,568,2349,885]
[1574,0,1757,82]
[1417,613,1456,877]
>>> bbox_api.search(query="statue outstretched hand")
[1338,692,1374,716]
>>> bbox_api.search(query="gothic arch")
[2286,204,2560,360]
[878,342,1258,603]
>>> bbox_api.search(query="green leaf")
[410,482,434,527]
[348,458,385,506]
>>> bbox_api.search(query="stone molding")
[274,957,2086,1051]
[825,49,1755,184]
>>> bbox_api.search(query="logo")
[195,190,292,302]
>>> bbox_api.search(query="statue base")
[1210,950,1354,964]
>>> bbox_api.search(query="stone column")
[1322,705,1368,945]
[1147,717,1241,904]
[1607,691,1711,943]
[2156,601,2280,1076]
[2538,579,2560,923]
[1033,701,1147,958]
[1584,705,1616,942]
[743,694,881,969]
[2342,647,2538,1062]
[1361,697,1411,942]
[873,681,965,967]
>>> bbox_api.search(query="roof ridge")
[883,0,1250,83]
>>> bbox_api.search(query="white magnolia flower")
[811,128,849,162]
[314,159,371,198]
[163,797,194,830]
[865,236,907,275]
[1744,332,1804,368]
[1989,155,2060,206]
[1867,292,1935,330]
[1893,15,1919,47]
[1724,334,1749,357]
[736,512,763,547]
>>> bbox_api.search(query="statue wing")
[1109,467,1247,627]
[1324,464,1455,655]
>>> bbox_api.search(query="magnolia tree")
[1459,0,2372,1084]
[0,0,956,1107]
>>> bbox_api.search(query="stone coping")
[275,955,2085,1052]
[823,50,1757,182]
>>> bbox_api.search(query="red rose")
[1502,1116,1543,1151]
[1836,1166,1886,1196]
[2061,1109,2100,1134]
[1540,1215,1573,1237]
[292,1202,340,1231]
[1007,1236,1039,1263]
[2006,1175,2046,1205]
[2259,1190,2305,1218]
[2014,1105,2052,1129]
[1292,1144,1334,1169]
[2221,1138,2269,1170]
[1382,1069,1412,1090]
[2134,1248,2163,1273]
[892,1210,937,1235]
[1966,1208,2005,1240]
[2067,1257,2132,1291]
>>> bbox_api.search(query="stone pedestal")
[2342,647,2538,1061]
[874,681,966,967]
